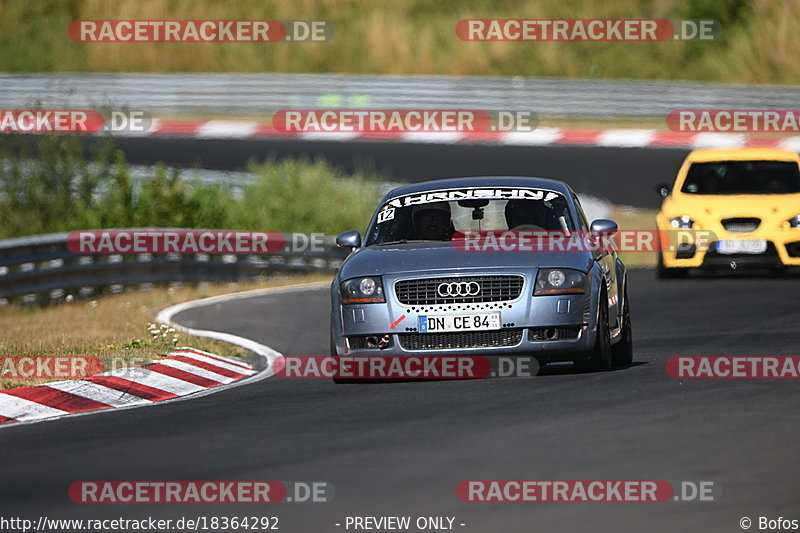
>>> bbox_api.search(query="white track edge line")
[0,280,330,431]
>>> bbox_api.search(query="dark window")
[682,161,800,195]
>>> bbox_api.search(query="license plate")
[419,312,500,333]
[716,239,767,255]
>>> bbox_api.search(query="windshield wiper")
[374,239,452,246]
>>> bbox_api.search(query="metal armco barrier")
[0,230,347,305]
[2,73,799,119]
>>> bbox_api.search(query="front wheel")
[574,291,612,373]
[611,286,633,366]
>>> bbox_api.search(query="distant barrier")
[3,73,799,119]
[0,229,347,305]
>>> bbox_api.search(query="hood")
[666,192,800,220]
[338,241,593,279]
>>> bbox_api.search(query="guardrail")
[3,73,799,119]
[0,230,347,306]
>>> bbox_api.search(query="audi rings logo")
[437,281,481,297]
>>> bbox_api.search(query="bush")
[0,135,382,239]
[235,157,378,234]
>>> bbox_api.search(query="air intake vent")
[399,329,523,350]
[721,217,760,233]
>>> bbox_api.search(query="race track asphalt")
[1,269,798,533]
[106,137,689,208]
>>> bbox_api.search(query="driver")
[505,199,545,229]
[413,202,453,240]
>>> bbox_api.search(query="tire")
[574,289,612,373]
[656,252,688,279]
[611,286,633,367]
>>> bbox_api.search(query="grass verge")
[613,206,659,268]
[0,0,795,85]
[0,272,333,390]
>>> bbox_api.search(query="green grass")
[0,0,797,84]
[0,135,380,238]
[0,273,332,389]
[612,205,659,268]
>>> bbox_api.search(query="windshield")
[365,188,575,246]
[681,160,800,195]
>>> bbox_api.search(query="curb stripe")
[559,130,602,144]
[169,356,246,379]
[156,359,237,383]
[197,120,259,139]
[0,394,68,420]
[500,128,563,146]
[47,380,153,407]
[170,352,256,374]
[97,121,798,150]
[0,330,257,426]
[101,367,207,395]
[174,347,253,370]
[146,363,223,388]
[2,386,112,413]
[85,376,177,402]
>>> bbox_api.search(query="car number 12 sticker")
[377,207,395,223]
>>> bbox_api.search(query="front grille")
[399,329,523,350]
[722,217,760,233]
[529,326,582,342]
[395,276,524,305]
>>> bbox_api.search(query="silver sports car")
[330,176,632,376]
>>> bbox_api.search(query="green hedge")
[0,135,380,239]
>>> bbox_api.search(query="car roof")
[382,176,574,202]
[686,147,800,163]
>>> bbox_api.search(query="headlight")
[789,214,800,229]
[669,215,694,229]
[340,277,385,303]
[534,268,587,296]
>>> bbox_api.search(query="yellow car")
[655,147,800,277]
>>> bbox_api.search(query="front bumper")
[333,269,597,362]
[658,231,800,269]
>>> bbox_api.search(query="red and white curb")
[0,281,324,429]
[0,348,255,425]
[126,120,800,150]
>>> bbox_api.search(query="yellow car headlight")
[669,216,694,229]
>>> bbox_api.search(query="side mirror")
[656,183,671,199]
[590,219,618,236]
[336,230,362,248]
